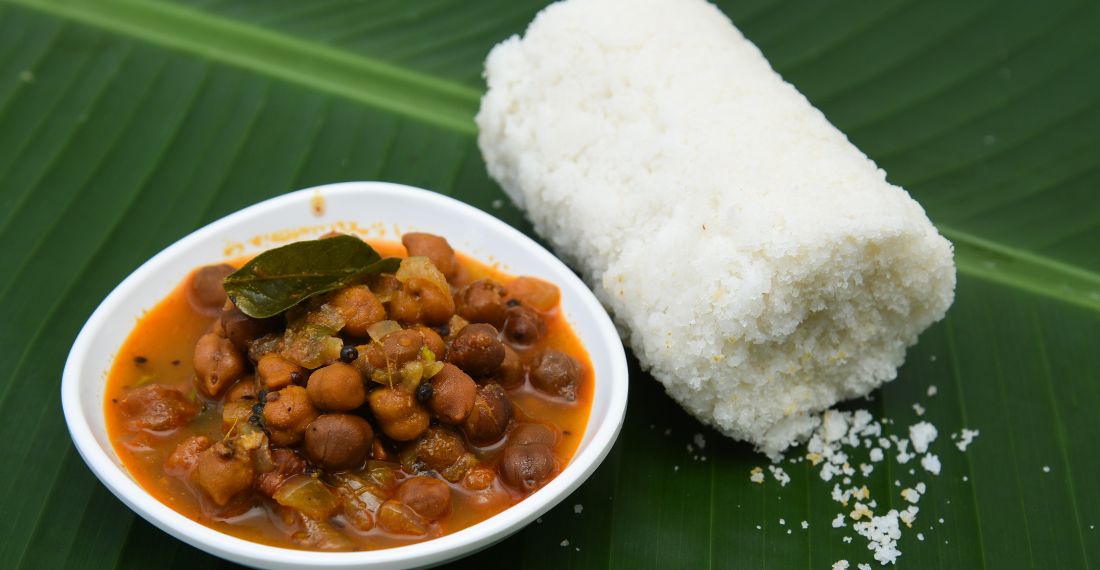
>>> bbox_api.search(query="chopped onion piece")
[423,361,445,379]
[273,475,340,520]
[396,257,450,297]
[400,361,424,393]
[367,320,402,343]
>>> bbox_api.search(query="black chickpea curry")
[105,232,593,551]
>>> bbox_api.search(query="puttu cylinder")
[476,0,956,457]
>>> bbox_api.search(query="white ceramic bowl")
[62,182,628,569]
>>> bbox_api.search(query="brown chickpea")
[509,422,558,448]
[369,387,430,441]
[307,362,366,412]
[496,345,524,388]
[329,286,386,337]
[188,264,234,315]
[225,377,259,402]
[498,443,556,492]
[462,383,512,444]
[401,233,457,279]
[412,427,467,472]
[395,477,451,521]
[119,384,199,432]
[193,333,245,398]
[453,280,507,328]
[381,329,424,367]
[390,278,455,326]
[505,276,561,312]
[257,448,307,497]
[371,438,391,462]
[192,442,254,506]
[501,304,546,347]
[427,363,477,424]
[378,500,429,536]
[263,385,319,446]
[415,326,447,361]
[220,306,278,353]
[221,377,259,433]
[256,354,303,391]
[165,435,211,477]
[462,465,496,491]
[369,274,401,303]
[355,343,386,376]
[304,414,373,471]
[448,323,505,378]
[529,350,581,401]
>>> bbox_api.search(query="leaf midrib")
[9,0,1100,313]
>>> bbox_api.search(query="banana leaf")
[0,0,1097,568]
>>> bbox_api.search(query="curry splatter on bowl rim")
[62,182,629,570]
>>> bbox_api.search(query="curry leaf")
[223,235,400,318]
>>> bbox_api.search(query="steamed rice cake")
[476,0,956,457]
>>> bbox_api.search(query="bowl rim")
[61,181,628,569]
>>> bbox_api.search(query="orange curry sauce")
[104,240,593,551]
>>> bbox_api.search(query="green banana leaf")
[1,0,1097,568]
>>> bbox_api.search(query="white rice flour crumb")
[769,465,791,486]
[909,422,938,454]
[921,454,942,475]
[900,488,921,504]
[853,510,903,565]
[832,560,850,570]
[736,403,975,566]
[573,504,584,514]
[926,385,938,397]
[694,433,707,449]
[560,539,570,547]
[1043,465,1051,473]
[955,429,980,452]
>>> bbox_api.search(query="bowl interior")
[63,182,627,569]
